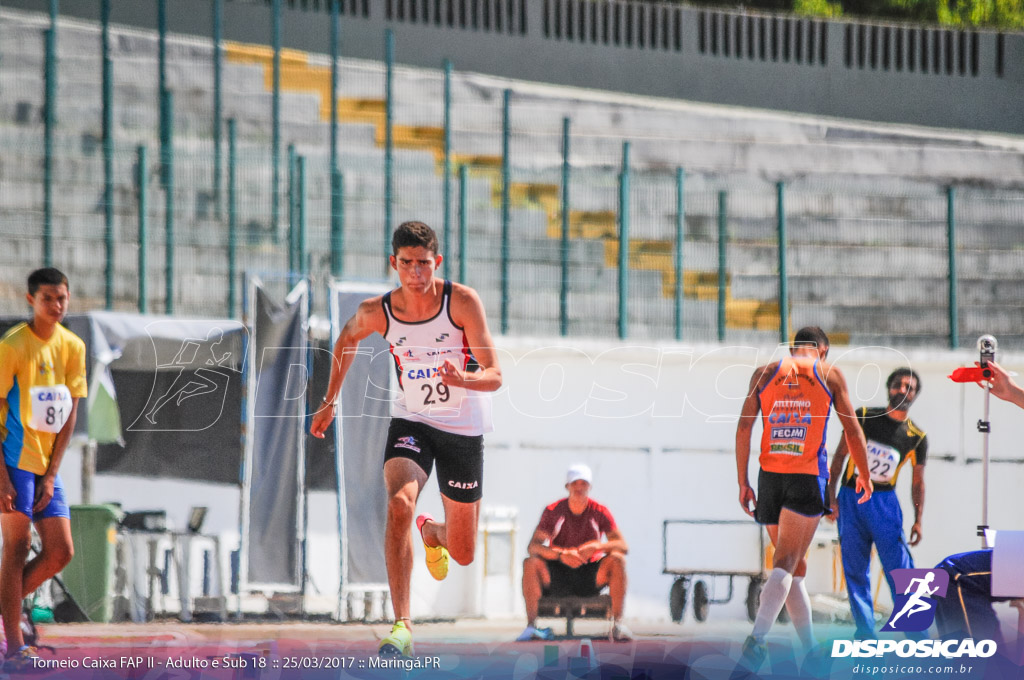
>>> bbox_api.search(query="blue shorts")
[7,466,70,520]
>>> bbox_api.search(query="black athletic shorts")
[543,559,604,598]
[755,469,829,525]
[383,418,484,503]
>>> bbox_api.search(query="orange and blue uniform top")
[0,322,87,475]
[757,356,833,478]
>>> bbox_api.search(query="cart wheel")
[693,580,710,622]
[669,578,688,623]
[746,579,763,623]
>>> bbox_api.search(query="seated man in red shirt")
[518,463,630,642]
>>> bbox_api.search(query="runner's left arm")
[909,463,925,545]
[441,284,502,392]
[735,365,771,517]
[35,397,79,513]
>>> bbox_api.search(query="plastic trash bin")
[62,504,123,623]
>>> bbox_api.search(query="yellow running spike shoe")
[378,621,414,657]
[416,513,449,581]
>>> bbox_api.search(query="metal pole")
[331,170,344,278]
[384,29,395,271]
[163,89,175,314]
[674,168,685,341]
[618,142,631,341]
[981,382,991,547]
[298,156,307,276]
[500,89,511,335]
[228,119,237,318]
[44,12,57,268]
[213,0,223,214]
[718,190,727,343]
[287,144,297,273]
[459,164,468,285]
[947,186,959,349]
[330,0,340,274]
[777,181,788,344]
[560,117,571,337]
[102,0,114,309]
[158,0,166,156]
[443,59,453,277]
[272,0,281,243]
[137,145,148,314]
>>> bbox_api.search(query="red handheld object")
[948,366,992,383]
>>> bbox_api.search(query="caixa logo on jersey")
[832,569,998,659]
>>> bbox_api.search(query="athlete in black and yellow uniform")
[828,368,928,639]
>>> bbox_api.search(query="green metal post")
[777,181,788,344]
[560,117,571,337]
[384,29,394,270]
[163,89,175,314]
[137,146,148,314]
[213,0,223,213]
[718,190,727,343]
[287,144,296,273]
[948,186,958,349]
[442,59,453,276]
[459,164,468,285]
[500,88,511,335]
[227,119,237,318]
[618,142,631,341]
[674,168,685,341]
[298,156,307,276]
[102,0,114,308]
[158,0,166,154]
[43,14,56,268]
[330,0,340,272]
[272,0,281,242]
[331,170,344,278]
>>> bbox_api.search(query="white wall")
[66,338,1024,622]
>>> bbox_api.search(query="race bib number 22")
[28,385,73,434]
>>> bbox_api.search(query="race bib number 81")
[402,364,466,417]
[28,385,73,434]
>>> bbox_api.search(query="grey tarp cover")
[332,283,391,587]
[243,282,307,587]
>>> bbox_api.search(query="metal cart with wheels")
[662,519,768,623]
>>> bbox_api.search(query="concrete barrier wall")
[11,0,1022,135]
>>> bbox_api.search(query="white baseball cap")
[566,463,593,486]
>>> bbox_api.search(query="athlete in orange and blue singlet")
[735,326,873,669]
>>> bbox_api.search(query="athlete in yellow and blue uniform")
[0,268,85,670]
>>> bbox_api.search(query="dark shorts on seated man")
[544,559,604,598]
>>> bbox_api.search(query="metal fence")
[1,3,1023,348]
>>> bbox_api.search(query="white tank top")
[382,280,493,437]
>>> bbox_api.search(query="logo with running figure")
[882,569,950,632]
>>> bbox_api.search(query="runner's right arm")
[825,435,849,522]
[310,298,386,439]
[827,365,873,503]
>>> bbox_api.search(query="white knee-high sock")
[786,576,815,650]
[752,567,793,640]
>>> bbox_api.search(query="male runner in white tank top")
[311,221,502,657]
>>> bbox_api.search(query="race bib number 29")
[402,364,466,417]
[28,385,73,434]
